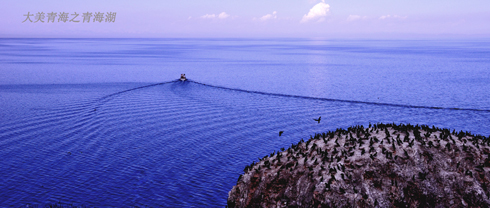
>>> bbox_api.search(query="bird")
[313,116,321,123]
[279,131,284,136]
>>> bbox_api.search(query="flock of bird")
[229,123,490,207]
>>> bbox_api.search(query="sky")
[1,0,490,38]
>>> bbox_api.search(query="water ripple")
[0,81,489,207]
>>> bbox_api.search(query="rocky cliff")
[228,123,490,207]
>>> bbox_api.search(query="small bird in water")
[279,131,284,136]
[314,116,321,123]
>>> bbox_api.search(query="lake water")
[0,38,489,207]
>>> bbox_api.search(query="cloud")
[218,12,230,19]
[200,12,229,19]
[201,14,216,19]
[379,15,407,20]
[346,15,368,22]
[301,0,330,23]
[260,11,277,21]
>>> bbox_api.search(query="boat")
[180,74,187,81]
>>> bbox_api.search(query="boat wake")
[0,79,489,207]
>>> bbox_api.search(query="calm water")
[0,38,490,207]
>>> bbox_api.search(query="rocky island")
[228,123,490,207]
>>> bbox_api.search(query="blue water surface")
[0,38,489,207]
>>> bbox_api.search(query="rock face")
[228,123,490,207]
